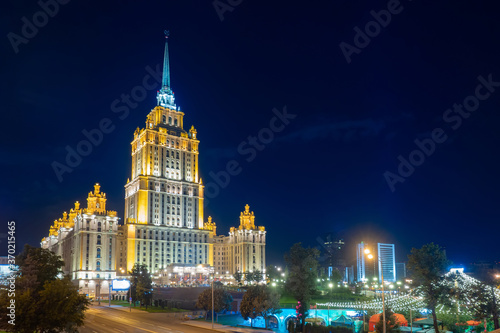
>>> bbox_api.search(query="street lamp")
[365,248,386,333]
[211,271,214,329]
[328,283,333,326]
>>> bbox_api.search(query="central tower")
[122,33,210,273]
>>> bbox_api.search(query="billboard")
[112,279,131,291]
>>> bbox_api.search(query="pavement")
[93,304,145,313]
[87,304,274,333]
[183,320,274,333]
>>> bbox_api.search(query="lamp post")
[328,283,333,326]
[97,277,101,306]
[211,272,214,329]
[365,249,386,333]
[109,278,111,307]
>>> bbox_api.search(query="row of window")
[135,231,208,243]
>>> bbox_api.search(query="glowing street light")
[365,247,386,333]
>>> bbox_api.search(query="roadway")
[79,305,215,333]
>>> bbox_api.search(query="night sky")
[2,1,500,268]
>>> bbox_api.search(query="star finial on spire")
[157,30,176,108]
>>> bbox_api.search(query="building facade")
[377,243,396,282]
[41,184,119,297]
[356,242,367,282]
[318,233,345,279]
[120,34,212,275]
[396,262,406,281]
[212,204,266,280]
[41,36,267,288]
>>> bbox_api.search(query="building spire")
[162,30,170,89]
[157,30,176,109]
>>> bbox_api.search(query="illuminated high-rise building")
[41,35,266,286]
[356,242,367,282]
[378,243,396,282]
[121,33,212,274]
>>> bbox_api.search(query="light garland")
[315,272,498,316]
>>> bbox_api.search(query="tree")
[128,263,153,308]
[240,285,282,328]
[37,276,89,332]
[16,244,64,292]
[284,242,320,330]
[462,279,499,329]
[0,245,89,332]
[246,269,263,284]
[459,268,500,330]
[374,308,401,333]
[234,271,243,285]
[240,285,261,326]
[196,287,233,319]
[330,268,343,285]
[408,243,451,333]
[438,311,472,333]
[259,286,282,328]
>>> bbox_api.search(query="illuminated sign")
[112,279,131,290]
[449,268,464,274]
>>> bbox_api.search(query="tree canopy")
[240,285,281,328]
[245,270,263,284]
[284,242,320,330]
[0,245,89,333]
[408,243,451,333]
[195,287,233,317]
[128,263,153,307]
[233,271,243,284]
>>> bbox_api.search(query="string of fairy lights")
[315,272,499,315]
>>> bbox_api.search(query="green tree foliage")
[37,277,89,332]
[374,307,401,333]
[408,243,451,333]
[461,280,499,329]
[240,285,281,328]
[0,245,89,333]
[330,269,343,285]
[128,263,153,308]
[438,311,472,333]
[195,287,233,319]
[246,270,263,284]
[233,271,243,284]
[456,268,500,330]
[16,244,64,291]
[285,242,320,330]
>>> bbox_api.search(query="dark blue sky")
[2,0,500,268]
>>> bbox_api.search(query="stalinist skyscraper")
[121,33,211,273]
[41,33,266,288]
